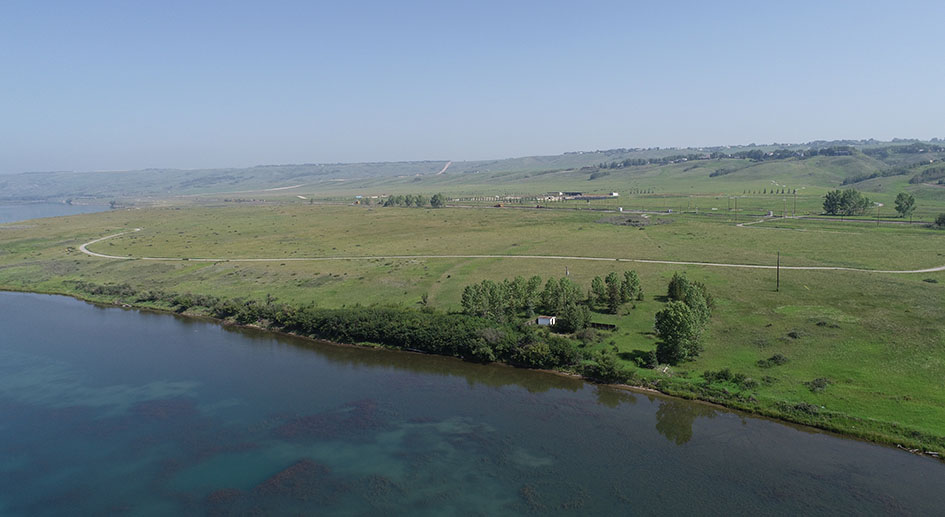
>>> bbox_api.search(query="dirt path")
[435,161,452,175]
[77,228,945,274]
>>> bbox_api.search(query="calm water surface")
[1,291,943,515]
[0,203,108,224]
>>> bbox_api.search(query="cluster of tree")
[460,276,544,323]
[822,189,871,216]
[382,193,445,208]
[654,273,714,365]
[590,271,643,313]
[460,270,644,332]
[936,213,945,228]
[460,275,589,332]
[382,194,428,207]
[537,277,589,331]
[908,165,945,184]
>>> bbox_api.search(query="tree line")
[68,280,579,369]
[600,145,871,172]
[907,165,945,185]
[862,142,945,158]
[740,188,797,195]
[841,159,937,185]
[68,270,714,384]
[382,193,445,208]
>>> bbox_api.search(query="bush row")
[68,281,620,373]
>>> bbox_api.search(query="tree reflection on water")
[655,399,717,445]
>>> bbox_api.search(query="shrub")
[573,327,598,344]
[936,213,945,228]
[583,350,624,383]
[805,377,831,392]
[740,378,759,390]
[757,353,789,368]
[777,401,820,415]
[640,350,658,369]
[704,368,757,390]
[703,368,744,384]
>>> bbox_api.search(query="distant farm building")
[545,191,619,201]
[536,316,556,326]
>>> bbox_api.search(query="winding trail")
[77,228,945,274]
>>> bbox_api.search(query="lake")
[0,203,109,224]
[1,291,943,515]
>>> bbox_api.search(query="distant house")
[536,315,556,326]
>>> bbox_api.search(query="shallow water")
[0,203,108,224]
[1,291,943,515]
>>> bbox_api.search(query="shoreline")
[2,286,942,462]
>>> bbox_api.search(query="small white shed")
[536,315,556,326]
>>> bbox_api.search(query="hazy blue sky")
[2,1,944,173]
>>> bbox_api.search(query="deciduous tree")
[894,192,915,218]
[654,301,702,364]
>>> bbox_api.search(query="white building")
[536,316,556,326]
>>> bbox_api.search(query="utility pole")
[793,190,797,216]
[734,197,738,224]
[777,251,780,292]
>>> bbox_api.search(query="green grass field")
[2,203,944,452]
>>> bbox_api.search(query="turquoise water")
[1,291,943,515]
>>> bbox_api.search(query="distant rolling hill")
[2,139,945,204]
